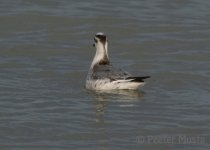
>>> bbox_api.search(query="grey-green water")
[0,0,210,149]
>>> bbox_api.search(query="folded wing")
[92,64,150,82]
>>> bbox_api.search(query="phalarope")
[86,32,150,90]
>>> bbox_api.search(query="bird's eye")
[94,38,98,43]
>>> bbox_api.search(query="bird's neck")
[91,44,109,69]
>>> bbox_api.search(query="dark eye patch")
[96,34,106,40]
[94,38,98,43]
[95,35,106,45]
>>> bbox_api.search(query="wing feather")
[91,64,150,82]
[91,64,130,80]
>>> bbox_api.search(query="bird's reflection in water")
[87,90,145,123]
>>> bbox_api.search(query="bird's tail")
[126,76,151,82]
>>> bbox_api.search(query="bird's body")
[86,32,150,90]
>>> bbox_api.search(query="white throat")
[90,42,109,69]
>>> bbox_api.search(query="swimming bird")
[86,32,150,90]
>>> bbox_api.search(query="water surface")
[0,0,210,149]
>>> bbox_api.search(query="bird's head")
[93,32,108,50]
